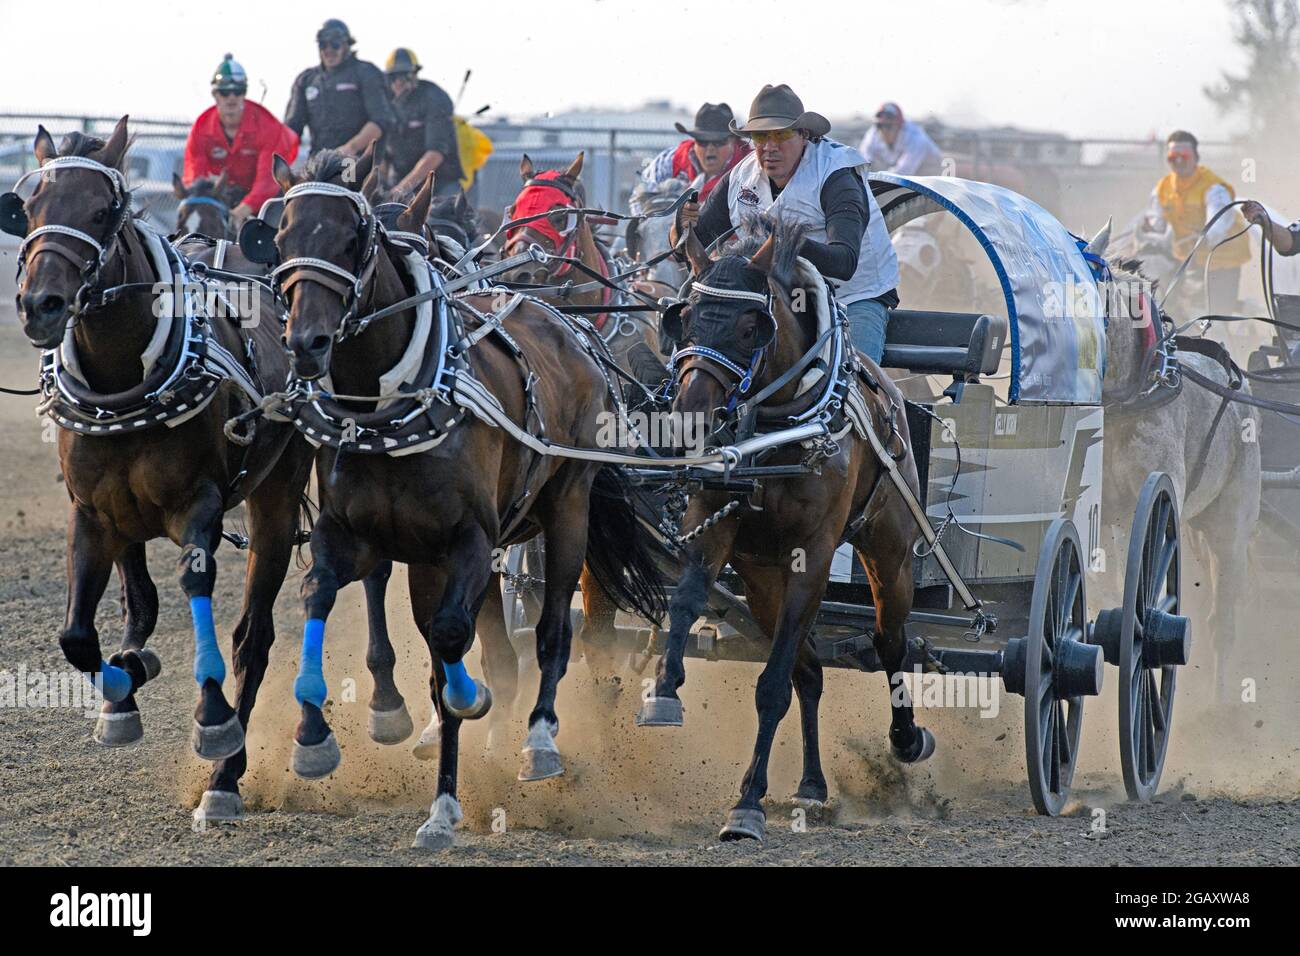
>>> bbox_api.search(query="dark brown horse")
[172,171,242,241]
[637,221,935,840]
[267,149,662,848]
[10,117,314,824]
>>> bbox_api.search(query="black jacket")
[284,54,396,154]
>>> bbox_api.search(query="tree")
[1205,0,1300,141]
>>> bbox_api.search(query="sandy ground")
[0,306,1295,866]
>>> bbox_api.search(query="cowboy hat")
[729,84,831,138]
[674,103,736,142]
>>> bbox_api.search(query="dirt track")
[0,306,1295,866]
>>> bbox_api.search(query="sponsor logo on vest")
[305,85,319,101]
[738,186,760,207]
[336,82,358,92]
[49,886,152,937]
[211,147,228,160]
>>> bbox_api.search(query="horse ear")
[172,173,188,200]
[684,226,711,276]
[34,126,57,165]
[349,141,375,189]
[1085,217,1112,256]
[454,192,469,216]
[564,151,585,180]
[398,173,435,233]
[272,154,297,194]
[96,115,131,170]
[748,233,776,274]
[360,166,382,204]
[520,153,535,182]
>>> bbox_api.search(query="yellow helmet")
[385,48,421,76]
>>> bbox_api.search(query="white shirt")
[1143,183,1235,246]
[858,120,943,176]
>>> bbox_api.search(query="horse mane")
[302,149,356,185]
[724,214,809,308]
[58,130,136,164]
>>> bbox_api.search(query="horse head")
[173,170,240,240]
[11,116,134,348]
[501,151,589,286]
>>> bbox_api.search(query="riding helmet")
[211,54,248,95]
[316,18,355,45]
[385,48,422,76]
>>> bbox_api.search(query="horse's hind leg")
[578,567,623,697]
[792,640,829,806]
[474,571,520,753]
[197,449,311,822]
[363,561,416,746]
[94,542,161,747]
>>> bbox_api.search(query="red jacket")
[184,101,299,212]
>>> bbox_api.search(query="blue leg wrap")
[442,659,477,711]
[190,596,226,687]
[98,661,133,703]
[294,618,327,708]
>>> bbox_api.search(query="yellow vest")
[1155,166,1251,270]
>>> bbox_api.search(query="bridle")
[3,156,133,315]
[177,193,231,238]
[504,174,586,279]
[670,280,774,416]
[269,181,383,342]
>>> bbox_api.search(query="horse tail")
[584,465,667,624]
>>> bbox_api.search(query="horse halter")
[505,174,584,275]
[176,194,231,237]
[270,181,382,342]
[3,156,132,314]
[669,280,775,415]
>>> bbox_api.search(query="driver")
[671,84,900,363]
[183,54,300,227]
[284,19,395,158]
[640,103,750,205]
[857,102,943,176]
[1141,130,1250,314]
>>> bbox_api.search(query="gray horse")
[1086,224,1261,702]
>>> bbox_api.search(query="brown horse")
[10,117,314,824]
[172,171,242,241]
[637,221,935,840]
[267,149,662,847]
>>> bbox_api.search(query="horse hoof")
[132,648,163,682]
[412,714,441,760]
[191,714,244,761]
[411,794,464,851]
[719,808,766,842]
[292,732,341,780]
[635,696,683,727]
[891,726,936,764]
[93,708,143,748]
[442,680,493,720]
[368,703,414,745]
[192,789,244,824]
[518,747,564,782]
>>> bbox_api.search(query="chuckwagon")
[500,173,1193,816]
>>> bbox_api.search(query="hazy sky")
[0,0,1247,139]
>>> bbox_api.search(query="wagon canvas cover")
[871,173,1107,405]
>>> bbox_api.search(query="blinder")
[238,217,279,265]
[0,192,27,237]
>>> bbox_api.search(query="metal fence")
[0,110,1252,236]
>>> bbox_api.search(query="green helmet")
[211,54,248,95]
[385,48,421,76]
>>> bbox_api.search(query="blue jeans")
[846,298,890,364]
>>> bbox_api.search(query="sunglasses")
[215,90,244,99]
[318,39,344,51]
[750,128,798,145]
[693,137,729,148]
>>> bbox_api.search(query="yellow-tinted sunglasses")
[749,128,799,145]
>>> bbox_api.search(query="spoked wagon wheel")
[502,538,546,661]
[1094,473,1189,801]
[1014,518,1102,816]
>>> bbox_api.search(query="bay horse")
[637,220,935,840]
[1085,226,1260,702]
[172,171,243,241]
[9,117,314,823]
[267,149,663,847]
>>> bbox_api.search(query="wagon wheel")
[502,538,545,659]
[1116,473,1186,801]
[1022,518,1090,816]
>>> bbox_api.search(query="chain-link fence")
[0,110,1252,237]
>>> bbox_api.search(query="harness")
[177,194,231,237]
[4,157,268,436]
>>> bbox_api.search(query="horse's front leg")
[94,542,162,747]
[169,484,244,762]
[720,548,835,842]
[290,512,363,779]
[60,507,131,709]
[636,507,738,728]
[410,527,495,850]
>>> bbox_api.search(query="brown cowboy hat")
[729,84,831,138]
[674,103,736,142]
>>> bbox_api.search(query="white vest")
[727,138,899,305]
